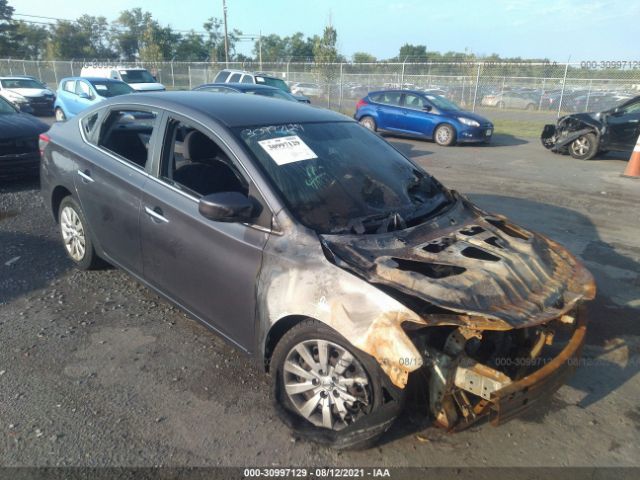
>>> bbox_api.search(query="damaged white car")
[41,93,596,449]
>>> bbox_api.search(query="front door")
[400,93,437,136]
[140,115,270,351]
[608,99,640,149]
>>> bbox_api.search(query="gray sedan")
[40,92,595,449]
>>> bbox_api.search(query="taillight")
[39,133,50,156]
[356,98,368,110]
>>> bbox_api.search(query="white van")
[80,66,165,92]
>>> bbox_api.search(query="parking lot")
[1,129,639,467]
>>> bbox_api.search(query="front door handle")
[144,206,169,223]
[77,169,94,183]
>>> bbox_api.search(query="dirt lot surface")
[1,131,639,467]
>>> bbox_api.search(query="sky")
[11,0,639,61]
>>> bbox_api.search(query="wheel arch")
[433,121,457,140]
[263,314,313,372]
[51,185,73,223]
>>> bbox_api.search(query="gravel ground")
[1,132,639,467]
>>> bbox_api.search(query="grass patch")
[492,119,548,139]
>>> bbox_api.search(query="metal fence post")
[188,65,192,90]
[585,79,593,112]
[70,59,74,76]
[170,58,175,89]
[472,64,481,112]
[400,57,407,87]
[52,61,57,84]
[37,61,42,83]
[557,61,570,117]
[7,58,11,75]
[22,60,26,75]
[338,62,344,111]
[538,78,545,110]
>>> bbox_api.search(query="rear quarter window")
[214,71,230,83]
[228,73,242,83]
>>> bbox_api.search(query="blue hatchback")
[54,77,134,121]
[354,90,493,146]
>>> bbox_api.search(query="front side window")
[228,73,242,83]
[95,109,159,169]
[234,122,452,234]
[256,76,290,93]
[403,94,425,109]
[160,118,247,198]
[240,75,254,84]
[424,94,461,111]
[62,80,76,93]
[75,81,92,97]
[214,71,231,83]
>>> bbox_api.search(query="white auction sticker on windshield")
[258,135,318,166]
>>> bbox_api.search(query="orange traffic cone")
[623,134,640,178]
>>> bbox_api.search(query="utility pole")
[259,30,262,70]
[223,0,229,67]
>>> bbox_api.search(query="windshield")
[90,81,134,98]
[119,70,156,84]
[425,94,461,111]
[0,96,17,113]
[235,122,452,234]
[256,76,291,93]
[1,79,44,89]
[245,89,295,101]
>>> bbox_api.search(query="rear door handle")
[144,206,169,223]
[77,169,94,183]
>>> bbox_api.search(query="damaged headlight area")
[541,113,603,152]
[403,306,586,431]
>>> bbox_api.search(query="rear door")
[608,99,640,149]
[139,113,271,351]
[370,92,403,130]
[74,106,162,275]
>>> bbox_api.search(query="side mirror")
[198,192,256,223]
[422,105,432,112]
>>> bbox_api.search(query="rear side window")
[95,109,159,169]
[214,71,230,83]
[75,81,91,97]
[81,112,100,138]
[374,92,401,106]
[241,75,254,84]
[228,73,242,83]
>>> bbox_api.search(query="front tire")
[271,319,404,449]
[359,116,377,132]
[58,196,101,270]
[54,107,66,122]
[569,133,598,160]
[434,124,456,146]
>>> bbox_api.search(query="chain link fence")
[2,58,640,127]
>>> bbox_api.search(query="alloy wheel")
[436,127,451,144]
[571,136,590,156]
[283,339,371,431]
[60,206,86,261]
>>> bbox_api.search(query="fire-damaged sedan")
[542,95,640,160]
[40,92,595,449]
[0,95,49,176]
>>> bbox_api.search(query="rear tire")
[55,107,66,122]
[434,124,456,146]
[271,319,404,450]
[58,196,102,270]
[569,133,598,160]
[359,116,377,132]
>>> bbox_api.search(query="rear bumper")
[489,310,586,425]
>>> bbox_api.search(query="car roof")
[368,89,430,96]
[105,91,348,127]
[62,77,124,83]
[197,83,281,92]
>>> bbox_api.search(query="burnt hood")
[321,193,595,329]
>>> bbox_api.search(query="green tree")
[0,0,17,57]
[13,21,49,59]
[255,33,286,62]
[45,21,91,60]
[76,15,114,58]
[352,51,376,63]
[398,43,427,62]
[313,25,338,64]
[286,32,315,60]
[175,31,208,61]
[111,8,151,60]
